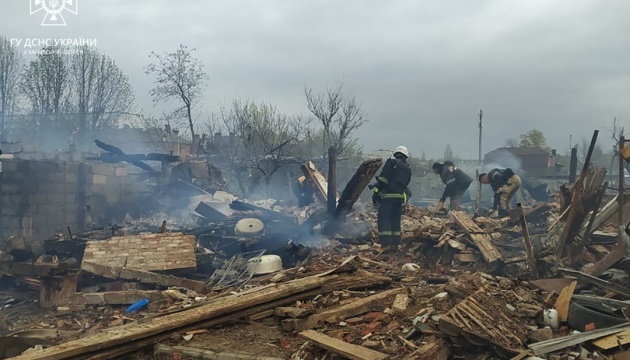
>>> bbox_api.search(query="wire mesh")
[205,250,266,291]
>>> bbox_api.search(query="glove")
[488,209,496,217]
[436,200,445,210]
[372,191,379,205]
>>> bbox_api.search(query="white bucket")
[543,309,559,330]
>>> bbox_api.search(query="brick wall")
[0,158,151,254]
[82,233,196,271]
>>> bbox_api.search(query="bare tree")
[21,45,72,136]
[218,100,298,197]
[145,44,207,139]
[71,46,134,146]
[0,36,22,141]
[304,82,367,158]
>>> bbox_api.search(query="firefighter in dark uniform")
[293,175,315,207]
[432,161,473,212]
[371,146,412,259]
[479,168,521,217]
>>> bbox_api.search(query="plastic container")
[126,298,149,314]
[543,309,559,330]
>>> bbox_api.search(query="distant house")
[483,147,558,177]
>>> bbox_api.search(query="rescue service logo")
[30,0,78,26]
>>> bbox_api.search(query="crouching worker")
[479,168,522,217]
[432,161,473,212]
[371,146,412,261]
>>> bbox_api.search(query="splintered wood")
[336,158,383,217]
[438,273,540,353]
[449,211,502,264]
[299,330,389,360]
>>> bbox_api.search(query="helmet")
[394,146,409,158]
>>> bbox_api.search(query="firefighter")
[371,146,412,260]
[478,168,522,217]
[294,175,315,207]
[432,161,473,212]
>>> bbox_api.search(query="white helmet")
[394,146,409,158]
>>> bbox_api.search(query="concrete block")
[64,193,78,204]
[48,173,65,183]
[92,164,116,177]
[47,192,64,204]
[115,167,129,177]
[91,175,107,185]
[65,173,78,183]
[2,183,20,194]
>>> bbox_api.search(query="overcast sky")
[2,0,629,158]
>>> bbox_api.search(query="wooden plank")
[585,247,626,277]
[404,336,450,360]
[301,161,330,203]
[10,273,342,360]
[592,329,630,350]
[554,281,577,322]
[335,158,383,218]
[0,262,68,277]
[81,262,206,294]
[299,330,389,360]
[559,268,630,298]
[283,288,403,331]
[450,211,502,264]
[556,167,606,259]
[529,323,630,356]
[530,278,574,294]
[516,203,539,278]
[70,273,391,360]
[154,344,284,360]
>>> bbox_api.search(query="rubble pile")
[4,141,630,359]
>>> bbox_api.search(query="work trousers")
[377,199,404,251]
[498,175,522,211]
[449,183,472,210]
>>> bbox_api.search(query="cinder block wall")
[0,158,150,254]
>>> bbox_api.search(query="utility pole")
[478,109,483,166]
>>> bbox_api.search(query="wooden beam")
[516,203,538,278]
[585,247,626,277]
[81,262,206,294]
[449,210,502,264]
[282,288,403,331]
[0,262,68,277]
[559,268,630,298]
[299,330,389,360]
[327,147,337,218]
[335,159,383,218]
[554,281,577,322]
[10,273,343,360]
[301,161,329,203]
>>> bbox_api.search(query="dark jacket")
[375,157,412,200]
[439,166,473,202]
[487,168,515,209]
